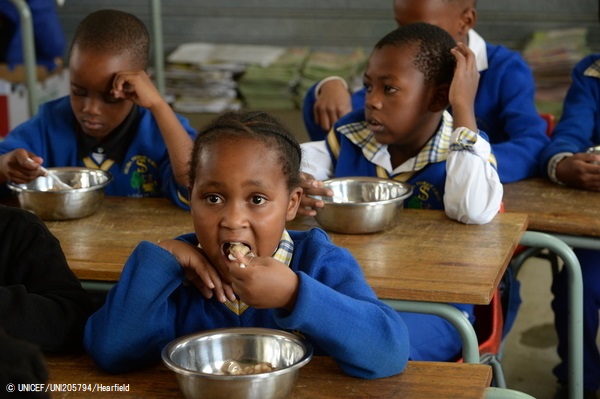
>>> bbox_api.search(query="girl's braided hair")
[189,111,302,191]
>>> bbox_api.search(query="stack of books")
[238,47,310,110]
[298,47,368,102]
[165,43,286,113]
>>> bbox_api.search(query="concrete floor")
[502,256,562,398]
[182,110,596,399]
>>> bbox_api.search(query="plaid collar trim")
[272,229,294,266]
[584,60,600,79]
[337,111,454,171]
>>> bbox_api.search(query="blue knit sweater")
[84,228,410,379]
[0,96,196,209]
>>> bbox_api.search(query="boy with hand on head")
[301,22,503,226]
[301,22,501,363]
[539,52,600,398]
[83,111,410,378]
[0,10,196,209]
[304,0,548,184]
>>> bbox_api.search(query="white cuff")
[315,76,348,98]
[547,152,572,185]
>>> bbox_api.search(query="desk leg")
[520,231,583,399]
[380,299,480,364]
[485,387,536,399]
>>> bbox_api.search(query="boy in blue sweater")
[303,0,548,184]
[539,54,600,398]
[0,10,195,209]
[301,23,502,226]
[300,22,501,363]
[84,111,410,378]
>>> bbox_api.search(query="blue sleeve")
[157,114,196,210]
[274,240,409,379]
[479,47,549,183]
[539,55,600,174]
[83,241,186,373]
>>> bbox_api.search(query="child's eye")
[205,194,223,204]
[250,196,266,205]
[363,82,372,93]
[103,92,121,104]
[384,85,398,94]
[71,87,86,97]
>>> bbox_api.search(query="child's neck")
[388,145,417,169]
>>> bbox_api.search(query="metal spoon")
[27,158,72,190]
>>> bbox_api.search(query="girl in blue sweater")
[84,111,410,378]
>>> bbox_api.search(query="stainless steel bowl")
[311,177,413,234]
[162,328,312,399]
[7,167,112,220]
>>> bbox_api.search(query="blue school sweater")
[84,228,410,379]
[303,42,548,184]
[0,96,196,209]
[539,54,600,170]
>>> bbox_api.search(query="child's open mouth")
[367,119,384,133]
[223,242,254,268]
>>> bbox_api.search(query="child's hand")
[449,42,479,132]
[227,253,299,312]
[297,172,333,217]
[0,149,45,184]
[555,153,600,191]
[111,70,164,110]
[314,79,352,132]
[158,239,236,303]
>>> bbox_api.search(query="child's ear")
[459,7,477,36]
[285,187,303,221]
[428,84,450,113]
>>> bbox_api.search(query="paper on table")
[167,43,286,67]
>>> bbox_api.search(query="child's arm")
[158,239,235,303]
[111,71,193,187]
[555,153,600,190]
[0,149,45,184]
[449,43,478,132]
[312,77,353,132]
[444,43,503,224]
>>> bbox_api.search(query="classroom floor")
[182,110,596,399]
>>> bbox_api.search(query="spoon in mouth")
[27,158,72,190]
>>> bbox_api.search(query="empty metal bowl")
[311,177,413,234]
[162,327,313,399]
[7,167,112,220]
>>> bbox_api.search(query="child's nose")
[82,97,102,115]
[365,91,383,110]
[221,203,249,229]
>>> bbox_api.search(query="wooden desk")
[43,197,528,306]
[44,354,492,399]
[503,177,600,238]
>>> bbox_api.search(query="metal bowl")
[162,327,313,399]
[311,177,413,234]
[7,167,112,220]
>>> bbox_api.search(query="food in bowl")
[220,360,275,375]
[7,167,112,220]
[310,176,412,234]
[162,327,312,399]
